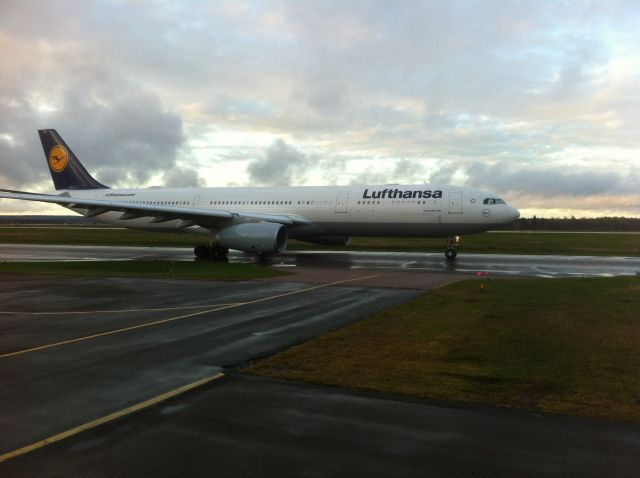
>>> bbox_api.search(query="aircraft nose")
[511,206,520,221]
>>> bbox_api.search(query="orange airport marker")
[477,272,484,292]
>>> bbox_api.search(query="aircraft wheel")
[212,246,229,261]
[445,248,457,260]
[194,244,211,259]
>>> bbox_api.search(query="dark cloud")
[347,170,389,186]
[348,158,427,186]
[162,167,206,188]
[0,135,45,189]
[0,37,185,190]
[56,84,185,187]
[463,161,638,198]
[392,158,426,182]
[246,139,311,186]
[426,162,457,186]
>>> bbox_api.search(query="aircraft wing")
[0,189,311,228]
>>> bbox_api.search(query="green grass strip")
[0,260,286,281]
[290,232,640,256]
[248,276,640,421]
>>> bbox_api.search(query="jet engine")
[217,222,288,253]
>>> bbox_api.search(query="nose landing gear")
[445,235,460,260]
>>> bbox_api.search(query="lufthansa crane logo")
[48,145,69,173]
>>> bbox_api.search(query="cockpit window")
[483,198,505,205]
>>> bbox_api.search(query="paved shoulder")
[3,374,638,478]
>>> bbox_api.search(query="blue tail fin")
[38,129,109,190]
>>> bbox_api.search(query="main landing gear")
[445,235,460,260]
[194,244,229,261]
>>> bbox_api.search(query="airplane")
[0,129,520,259]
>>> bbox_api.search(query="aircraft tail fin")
[38,129,109,190]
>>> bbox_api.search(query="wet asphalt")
[0,251,638,477]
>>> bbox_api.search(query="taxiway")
[0,273,422,457]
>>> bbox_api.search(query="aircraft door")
[448,192,462,214]
[335,193,348,213]
[192,195,200,207]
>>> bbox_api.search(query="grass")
[0,226,638,256]
[0,260,286,281]
[290,232,640,256]
[248,276,640,422]
[0,226,203,247]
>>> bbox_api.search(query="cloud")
[346,158,427,186]
[461,161,638,198]
[246,139,311,186]
[162,167,206,188]
[0,31,185,190]
[0,1,639,217]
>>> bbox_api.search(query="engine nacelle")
[217,222,288,253]
[298,236,352,246]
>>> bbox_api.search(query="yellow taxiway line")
[0,303,242,315]
[0,371,225,464]
[0,274,378,359]
[0,304,237,359]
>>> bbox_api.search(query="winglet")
[38,129,109,190]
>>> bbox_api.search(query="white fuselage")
[63,184,520,238]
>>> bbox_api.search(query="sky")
[0,0,638,218]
